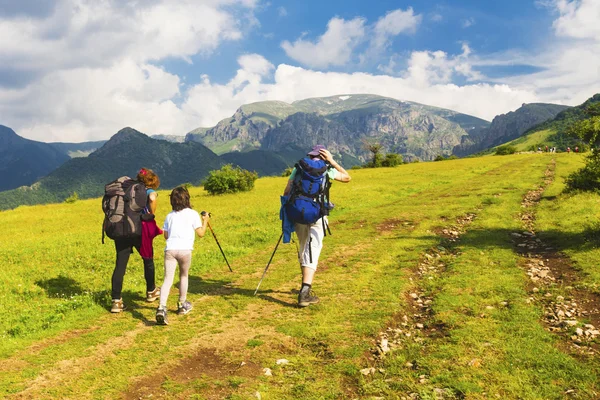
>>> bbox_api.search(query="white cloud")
[0,0,258,141]
[278,6,288,17]
[461,17,475,28]
[431,13,443,22]
[178,58,535,129]
[552,0,600,39]
[405,43,483,86]
[1,1,598,144]
[368,8,421,56]
[480,0,600,106]
[281,17,366,69]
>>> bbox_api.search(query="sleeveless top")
[143,188,156,215]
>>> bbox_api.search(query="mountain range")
[0,128,223,210]
[186,94,492,162]
[453,103,570,156]
[2,93,592,211]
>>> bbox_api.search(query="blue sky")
[171,0,554,86]
[0,0,598,142]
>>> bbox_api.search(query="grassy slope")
[0,153,598,399]
[508,129,555,151]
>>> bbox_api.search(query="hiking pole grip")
[254,233,283,296]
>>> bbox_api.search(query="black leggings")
[111,237,156,300]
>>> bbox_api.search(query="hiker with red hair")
[110,167,162,313]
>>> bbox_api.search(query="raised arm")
[319,149,351,182]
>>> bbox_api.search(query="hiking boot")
[111,299,124,313]
[146,286,161,302]
[177,300,193,315]
[298,289,320,307]
[156,306,168,325]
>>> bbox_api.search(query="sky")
[0,0,599,143]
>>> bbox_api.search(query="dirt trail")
[513,160,600,355]
[9,230,382,399]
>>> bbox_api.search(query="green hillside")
[1,152,599,399]
[0,128,224,210]
[0,125,70,192]
[504,94,600,152]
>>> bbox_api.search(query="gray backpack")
[101,176,147,243]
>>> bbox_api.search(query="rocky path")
[514,160,600,355]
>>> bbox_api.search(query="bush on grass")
[495,145,517,155]
[203,164,258,195]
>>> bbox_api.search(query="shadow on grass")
[401,226,600,253]
[187,276,299,308]
[36,275,85,297]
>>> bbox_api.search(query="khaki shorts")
[294,217,328,271]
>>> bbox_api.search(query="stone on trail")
[263,368,273,376]
[360,367,376,376]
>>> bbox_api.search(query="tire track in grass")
[5,156,550,398]
[358,157,600,398]
[514,160,600,357]
[361,211,479,398]
[11,227,391,399]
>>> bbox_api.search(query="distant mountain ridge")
[186,94,491,162]
[0,128,224,210]
[453,103,570,156]
[501,93,600,151]
[0,125,70,192]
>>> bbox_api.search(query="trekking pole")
[202,212,233,272]
[254,233,283,295]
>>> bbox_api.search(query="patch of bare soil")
[123,348,263,400]
[0,327,102,374]
[376,219,417,234]
[13,324,147,400]
[514,160,600,356]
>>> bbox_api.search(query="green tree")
[366,143,383,167]
[565,104,600,192]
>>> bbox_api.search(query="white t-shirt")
[162,208,202,251]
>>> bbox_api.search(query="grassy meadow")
[1,152,599,399]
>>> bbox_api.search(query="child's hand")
[201,211,210,223]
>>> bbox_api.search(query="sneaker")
[111,299,124,313]
[146,287,161,302]
[298,289,320,307]
[156,306,169,325]
[177,300,193,315]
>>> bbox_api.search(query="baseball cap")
[307,145,326,156]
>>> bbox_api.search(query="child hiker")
[155,186,209,325]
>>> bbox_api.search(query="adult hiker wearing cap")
[283,145,351,307]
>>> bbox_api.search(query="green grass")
[507,129,555,152]
[1,153,599,399]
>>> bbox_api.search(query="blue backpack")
[285,157,333,230]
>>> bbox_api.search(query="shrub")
[281,167,293,177]
[203,164,258,195]
[565,151,600,192]
[434,155,445,161]
[64,192,79,203]
[181,182,193,190]
[381,153,403,167]
[495,145,517,155]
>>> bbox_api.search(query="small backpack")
[101,176,148,243]
[285,157,333,232]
